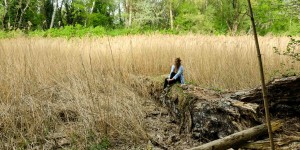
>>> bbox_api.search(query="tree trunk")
[187,120,283,150]
[247,0,275,149]
[50,0,58,29]
[125,0,128,27]
[242,136,300,149]
[131,74,300,148]
[57,0,64,27]
[18,0,30,29]
[232,0,237,8]
[64,1,72,25]
[231,76,300,117]
[91,0,95,13]
[128,1,132,27]
[13,0,22,29]
[85,0,95,27]
[131,75,262,141]
[2,0,8,29]
[118,1,123,25]
[124,0,133,27]
[169,1,174,30]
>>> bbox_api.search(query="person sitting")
[164,57,185,90]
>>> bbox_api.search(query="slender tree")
[44,0,54,29]
[125,0,132,27]
[118,0,123,25]
[50,0,57,28]
[247,0,275,149]
[13,0,21,28]
[169,0,174,30]
[17,0,30,28]
[57,0,65,27]
[64,0,73,25]
[2,0,8,29]
[128,0,132,27]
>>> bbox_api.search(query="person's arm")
[169,65,175,79]
[172,66,183,80]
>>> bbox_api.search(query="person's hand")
[167,78,174,82]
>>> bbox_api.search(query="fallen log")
[241,136,300,150]
[130,75,300,145]
[131,75,261,142]
[191,97,261,141]
[231,76,300,117]
[186,120,283,150]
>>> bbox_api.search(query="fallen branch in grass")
[186,120,283,150]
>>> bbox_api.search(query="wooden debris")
[231,76,300,117]
[186,120,283,150]
[242,136,300,149]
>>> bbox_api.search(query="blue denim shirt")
[169,65,185,84]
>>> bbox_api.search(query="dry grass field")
[0,35,298,149]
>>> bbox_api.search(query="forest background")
[0,0,299,38]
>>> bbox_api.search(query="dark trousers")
[164,72,181,89]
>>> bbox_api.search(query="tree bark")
[125,0,128,27]
[128,1,132,27]
[118,0,123,25]
[242,136,300,149]
[231,76,300,117]
[50,0,58,29]
[91,0,95,13]
[187,120,283,150]
[169,1,174,30]
[3,0,7,15]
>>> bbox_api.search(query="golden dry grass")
[0,35,298,148]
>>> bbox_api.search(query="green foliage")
[88,13,109,27]
[89,137,110,150]
[0,30,7,38]
[274,36,300,61]
[88,0,114,27]
[272,36,300,78]
[1,0,300,36]
[174,1,201,31]
[0,29,25,38]
[134,1,157,28]
[269,65,299,78]
[24,25,158,38]
[42,25,106,37]
[254,0,300,36]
